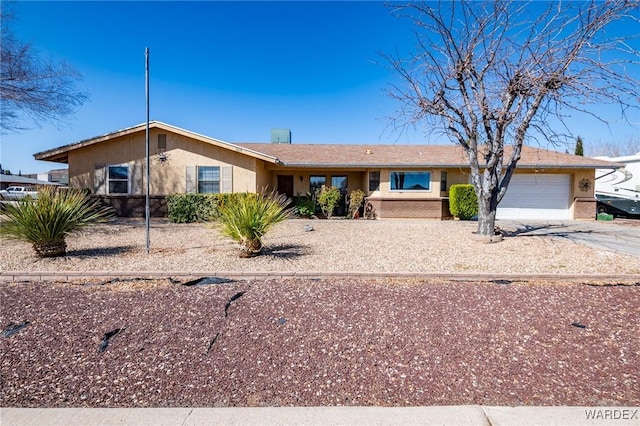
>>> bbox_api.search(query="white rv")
[594,152,640,217]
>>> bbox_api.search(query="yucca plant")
[215,190,293,257]
[0,186,115,257]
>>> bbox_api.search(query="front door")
[331,175,348,216]
[277,175,294,202]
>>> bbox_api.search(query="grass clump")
[0,186,115,257]
[215,189,293,257]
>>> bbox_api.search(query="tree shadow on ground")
[65,246,136,258]
[262,243,311,260]
[502,224,594,239]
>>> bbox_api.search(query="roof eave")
[34,122,151,161]
[277,162,619,169]
[33,121,281,165]
[516,164,623,170]
[279,163,472,168]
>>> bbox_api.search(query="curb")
[2,406,639,426]
[1,271,639,283]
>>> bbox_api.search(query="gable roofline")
[33,121,281,165]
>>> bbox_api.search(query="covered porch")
[259,166,453,219]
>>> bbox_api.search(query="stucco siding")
[68,129,258,196]
[570,169,597,219]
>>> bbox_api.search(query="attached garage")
[35,121,620,219]
[497,174,571,220]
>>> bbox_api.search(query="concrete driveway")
[497,220,640,257]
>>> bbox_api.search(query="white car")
[0,186,39,200]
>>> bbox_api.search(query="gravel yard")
[1,218,638,275]
[1,219,638,408]
[1,277,638,408]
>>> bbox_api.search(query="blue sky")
[1,1,638,174]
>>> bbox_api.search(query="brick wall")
[574,197,596,220]
[92,195,168,217]
[365,197,451,219]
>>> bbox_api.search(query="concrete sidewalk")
[2,406,639,426]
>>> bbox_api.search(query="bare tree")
[1,7,88,133]
[384,1,639,238]
[586,136,640,157]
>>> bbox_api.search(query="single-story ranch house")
[34,121,621,220]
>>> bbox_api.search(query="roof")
[0,175,60,186]
[33,121,281,165]
[237,143,623,170]
[33,121,623,170]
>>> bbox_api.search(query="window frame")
[369,171,380,192]
[197,165,221,194]
[107,164,130,194]
[331,175,348,194]
[440,171,448,193]
[389,170,431,192]
[309,175,327,194]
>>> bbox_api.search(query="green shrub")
[316,186,341,218]
[449,184,478,220]
[215,190,294,257]
[0,186,115,257]
[294,193,316,218]
[166,193,233,223]
[348,189,366,219]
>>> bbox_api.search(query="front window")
[310,175,326,194]
[331,175,348,194]
[198,166,220,193]
[108,165,129,194]
[390,171,431,191]
[369,171,380,191]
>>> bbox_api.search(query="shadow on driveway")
[498,220,640,257]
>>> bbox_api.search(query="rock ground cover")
[1,219,638,275]
[1,218,638,408]
[1,277,638,408]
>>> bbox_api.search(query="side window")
[369,171,380,192]
[440,171,448,193]
[108,165,129,194]
[197,166,220,194]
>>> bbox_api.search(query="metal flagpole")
[145,47,150,254]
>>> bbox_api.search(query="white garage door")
[496,174,570,220]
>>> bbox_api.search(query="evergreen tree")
[575,137,584,156]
